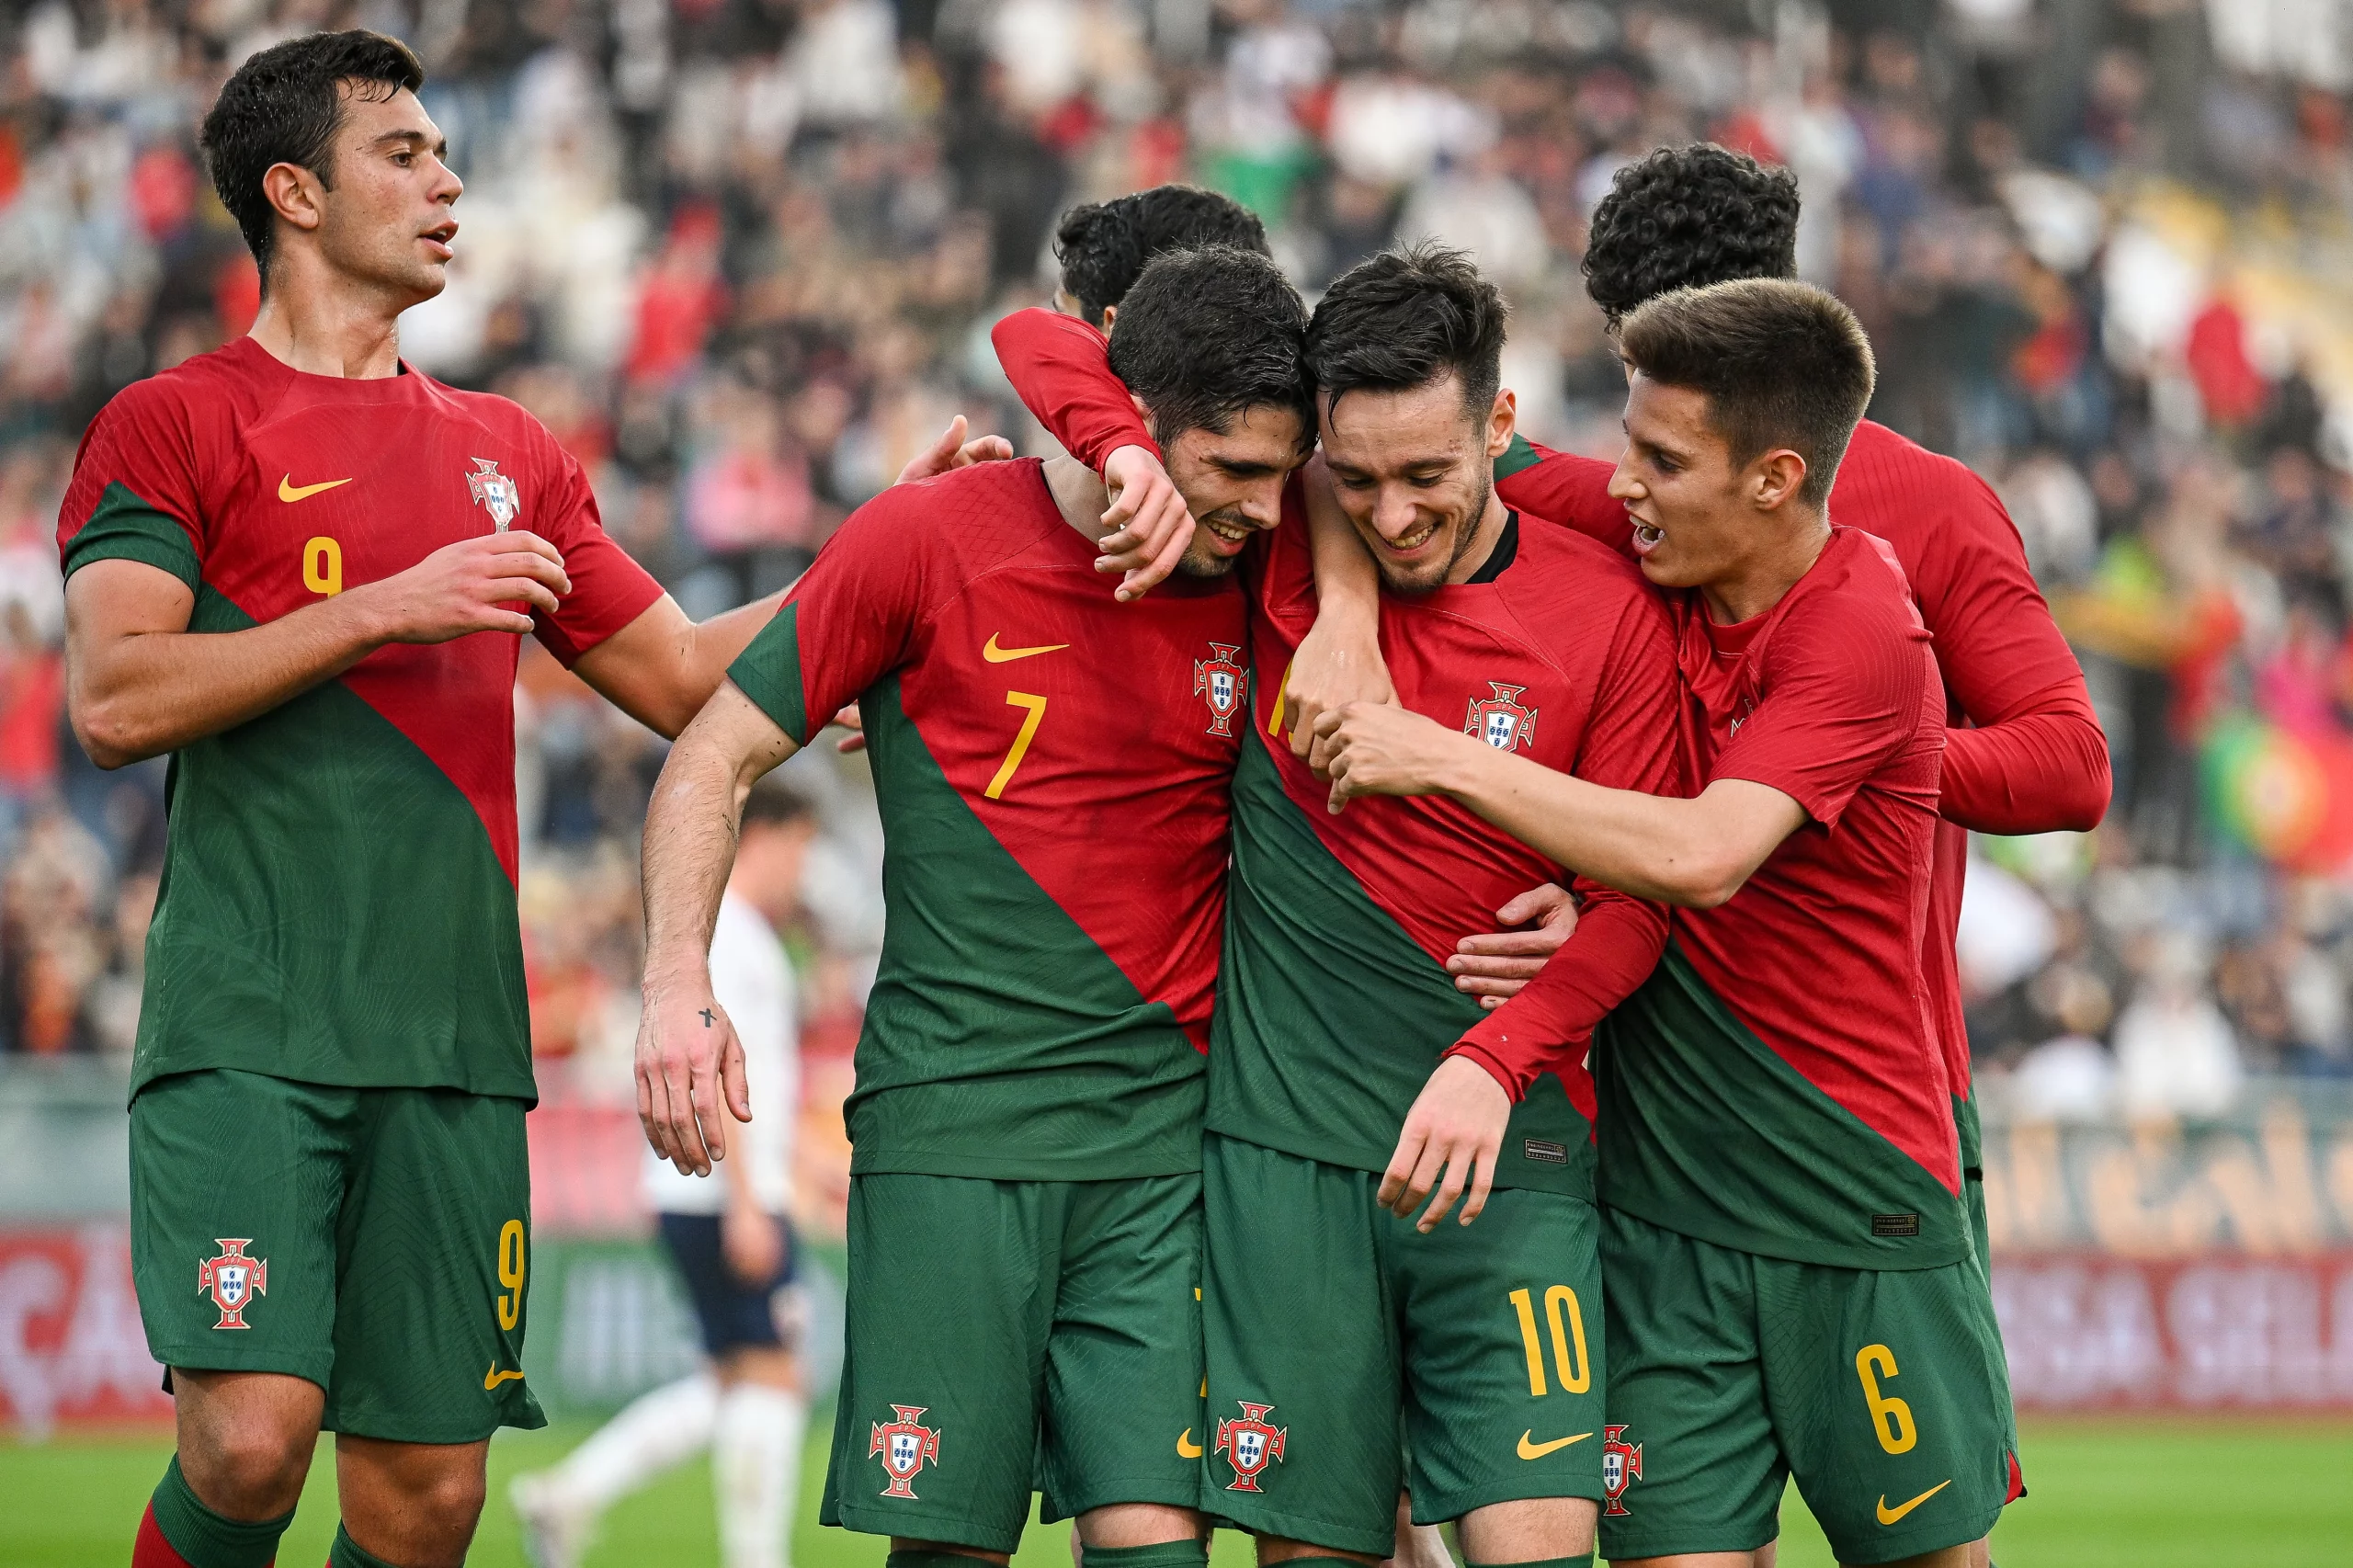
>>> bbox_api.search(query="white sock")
[550,1369,722,1514]
[713,1381,808,1568]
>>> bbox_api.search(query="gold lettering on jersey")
[302,537,343,597]
[278,474,353,503]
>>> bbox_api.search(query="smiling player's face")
[1162,403,1308,578]
[309,85,463,308]
[1319,374,1514,595]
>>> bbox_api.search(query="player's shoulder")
[1505,509,1665,626]
[408,372,568,458]
[90,340,277,443]
[1833,420,2017,548]
[836,457,1063,565]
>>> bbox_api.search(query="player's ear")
[1099,301,1119,333]
[1752,449,1808,513]
[1484,388,1517,460]
[262,161,327,235]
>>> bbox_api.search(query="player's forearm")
[1938,699,2112,835]
[1304,458,1380,631]
[68,596,391,767]
[642,742,755,994]
[991,308,1155,470]
[576,591,787,740]
[1448,886,1666,1099]
[1493,437,1632,558]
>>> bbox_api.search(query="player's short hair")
[1055,186,1270,328]
[1108,245,1313,449]
[1617,278,1875,509]
[1583,143,1800,326]
[199,29,426,279]
[741,775,816,831]
[1305,242,1507,427]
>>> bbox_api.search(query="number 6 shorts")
[1199,1132,1606,1558]
[1596,1204,2013,1565]
[129,1067,545,1443]
[820,1169,1207,1554]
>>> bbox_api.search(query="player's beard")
[1174,506,1256,579]
[1372,469,1495,595]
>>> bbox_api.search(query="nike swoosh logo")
[1176,1428,1203,1459]
[1876,1480,1951,1525]
[983,633,1069,663]
[1517,1430,1592,1460]
[278,474,353,503]
[483,1366,526,1390]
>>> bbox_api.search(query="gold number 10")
[1509,1285,1591,1396]
[986,692,1049,800]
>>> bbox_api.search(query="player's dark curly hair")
[1582,143,1800,326]
[200,29,426,281]
[1108,245,1313,449]
[1054,186,1270,328]
[1306,242,1507,426]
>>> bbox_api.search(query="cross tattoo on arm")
[699,1008,716,1027]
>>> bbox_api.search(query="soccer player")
[993,244,1682,1568]
[1313,279,2014,1568]
[511,775,817,1568]
[57,32,990,1568]
[633,245,1312,1568]
[1051,184,1269,331]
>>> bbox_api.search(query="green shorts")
[1598,1206,2008,1565]
[129,1068,544,1443]
[1201,1133,1604,1558]
[820,1170,1204,1552]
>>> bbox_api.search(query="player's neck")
[1698,512,1831,626]
[1441,488,1513,586]
[1042,454,1116,545]
[245,257,409,380]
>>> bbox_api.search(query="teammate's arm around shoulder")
[638,681,799,1179]
[1287,454,1396,769]
[64,530,570,768]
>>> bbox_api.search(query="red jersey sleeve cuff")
[1442,1040,1532,1104]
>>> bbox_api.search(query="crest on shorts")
[1601,1425,1643,1517]
[870,1404,941,1499]
[1214,1400,1286,1492]
[197,1239,267,1330]
[1463,682,1538,753]
[1194,643,1248,737]
[467,457,521,532]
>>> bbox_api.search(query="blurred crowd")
[0,0,2351,1133]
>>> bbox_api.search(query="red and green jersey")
[1206,497,1680,1199]
[724,459,1243,1181]
[1597,528,1962,1268]
[57,337,665,1102]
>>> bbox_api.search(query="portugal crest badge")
[1463,681,1539,753]
[197,1239,266,1330]
[466,457,521,531]
[1214,1400,1286,1492]
[1194,642,1248,737]
[1601,1425,1643,1517]
[870,1404,941,1499]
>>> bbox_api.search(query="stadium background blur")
[1,0,2352,1563]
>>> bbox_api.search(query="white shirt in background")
[642,892,799,1216]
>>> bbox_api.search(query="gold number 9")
[496,1219,527,1331]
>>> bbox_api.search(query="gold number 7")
[986,692,1049,800]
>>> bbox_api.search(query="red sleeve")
[724,483,936,744]
[531,446,666,666]
[992,308,1158,471]
[1900,467,2111,833]
[1494,435,1632,560]
[57,380,210,587]
[1716,566,1930,828]
[1446,588,1682,1100]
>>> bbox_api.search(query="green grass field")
[6,1415,2349,1567]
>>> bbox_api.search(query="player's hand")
[634,979,753,1177]
[832,701,866,754]
[1453,882,1579,1010]
[1380,1054,1510,1230]
[354,529,571,642]
[722,1199,786,1286]
[1287,607,1395,776]
[895,415,1015,484]
[1318,702,1473,813]
[1097,444,1191,601]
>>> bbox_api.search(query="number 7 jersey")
[725,459,1245,1181]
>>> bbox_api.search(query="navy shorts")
[657,1210,797,1355]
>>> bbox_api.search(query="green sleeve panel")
[1207,731,1594,1197]
[131,586,533,1101]
[726,600,813,744]
[1596,944,1967,1270]
[1493,431,1543,481]
[63,483,201,589]
[846,674,1205,1180]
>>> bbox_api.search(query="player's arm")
[65,536,570,768]
[571,592,787,741]
[638,681,799,1177]
[1915,472,2110,833]
[1285,455,1394,768]
[991,306,1192,597]
[1494,432,1635,557]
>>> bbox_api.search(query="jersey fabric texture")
[130,1067,542,1442]
[1597,1207,2011,1564]
[58,337,663,1102]
[821,1170,1204,1551]
[1596,528,1962,1270]
[724,459,1243,1181]
[1199,1134,1606,1556]
[644,892,798,1215]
